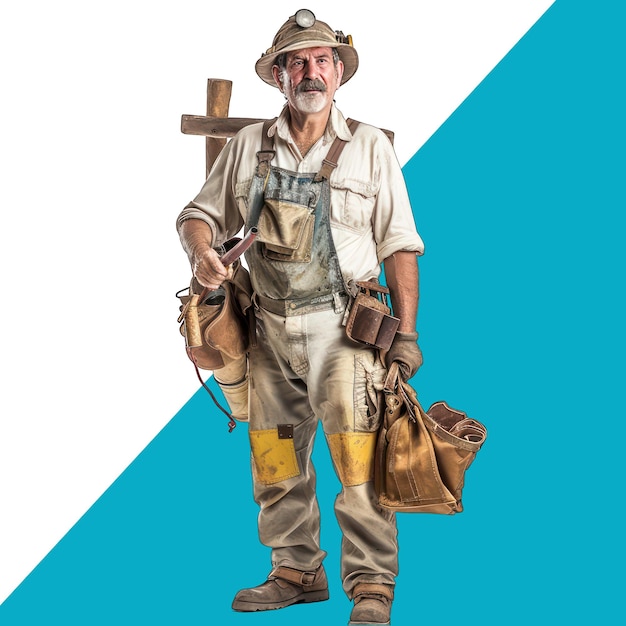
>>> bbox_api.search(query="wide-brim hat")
[255,9,359,88]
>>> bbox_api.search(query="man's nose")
[303,62,319,79]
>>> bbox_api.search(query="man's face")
[274,46,344,115]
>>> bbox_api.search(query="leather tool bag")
[176,234,256,431]
[374,363,487,514]
[176,238,254,371]
[344,282,400,351]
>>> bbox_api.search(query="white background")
[0,0,554,604]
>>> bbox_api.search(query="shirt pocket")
[330,178,377,234]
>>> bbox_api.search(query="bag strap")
[188,350,238,432]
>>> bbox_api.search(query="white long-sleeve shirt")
[177,104,424,284]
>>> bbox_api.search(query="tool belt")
[344,281,400,351]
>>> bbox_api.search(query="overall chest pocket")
[257,198,315,263]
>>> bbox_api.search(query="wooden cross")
[181,77,394,177]
[181,78,263,177]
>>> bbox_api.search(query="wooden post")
[205,79,232,177]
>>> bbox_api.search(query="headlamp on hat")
[255,9,359,87]
[294,8,316,28]
[293,9,353,46]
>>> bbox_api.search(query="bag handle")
[384,361,418,422]
[384,361,400,392]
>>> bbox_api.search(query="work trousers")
[248,304,398,595]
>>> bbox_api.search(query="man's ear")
[336,59,345,87]
[272,65,284,92]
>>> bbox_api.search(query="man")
[176,9,424,625]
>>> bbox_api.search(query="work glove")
[385,331,423,380]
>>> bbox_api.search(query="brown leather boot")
[348,583,394,625]
[231,565,329,612]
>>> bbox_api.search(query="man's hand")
[192,246,233,290]
[179,218,232,290]
[385,331,423,380]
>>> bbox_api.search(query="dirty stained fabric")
[176,102,421,596]
[245,146,398,593]
[176,104,424,286]
[249,305,398,594]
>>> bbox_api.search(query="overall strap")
[315,118,360,182]
[256,117,278,178]
[255,117,361,181]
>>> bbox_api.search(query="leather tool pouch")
[257,198,315,262]
[344,282,400,351]
[374,363,487,514]
[177,240,254,371]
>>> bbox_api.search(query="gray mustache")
[296,79,327,93]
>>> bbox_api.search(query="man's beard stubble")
[283,75,331,114]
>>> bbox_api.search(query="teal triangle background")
[2,1,624,624]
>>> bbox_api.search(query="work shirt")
[176,104,424,284]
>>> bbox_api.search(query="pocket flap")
[257,198,313,252]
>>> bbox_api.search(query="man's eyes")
[290,58,329,68]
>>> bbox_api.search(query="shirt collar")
[269,103,354,145]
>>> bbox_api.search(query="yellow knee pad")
[249,427,301,485]
[326,432,377,487]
